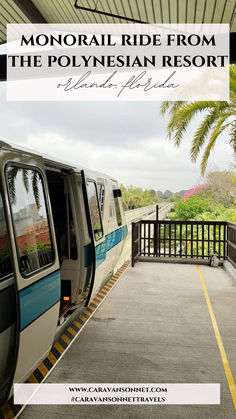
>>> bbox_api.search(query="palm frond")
[230,65,236,98]
[229,119,236,154]
[160,101,185,116]
[201,122,228,175]
[167,101,219,146]
[190,105,232,161]
[7,167,18,206]
[160,101,172,116]
[31,171,41,209]
[22,169,29,193]
[161,65,236,174]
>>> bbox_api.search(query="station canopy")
[0,0,235,45]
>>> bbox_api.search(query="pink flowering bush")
[183,184,206,201]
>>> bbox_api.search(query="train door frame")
[82,171,107,297]
[0,149,61,392]
[45,167,94,314]
[0,182,18,407]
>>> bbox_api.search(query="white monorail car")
[0,140,127,406]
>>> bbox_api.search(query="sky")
[0,82,234,192]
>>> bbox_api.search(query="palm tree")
[160,65,236,175]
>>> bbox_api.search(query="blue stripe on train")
[95,225,128,268]
[84,226,127,268]
[19,270,60,331]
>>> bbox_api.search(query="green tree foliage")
[167,169,236,222]
[193,170,236,221]
[160,64,236,175]
[194,171,236,207]
[233,171,236,222]
[173,190,188,201]
[195,204,235,222]
[174,195,211,220]
[161,190,172,200]
[120,185,158,210]
[157,189,187,201]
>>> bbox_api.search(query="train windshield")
[0,186,13,280]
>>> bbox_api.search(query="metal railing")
[228,222,236,269]
[132,220,232,267]
[20,248,54,272]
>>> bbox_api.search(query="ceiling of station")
[0,0,235,44]
[0,0,30,44]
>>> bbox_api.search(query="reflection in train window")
[0,189,13,281]
[97,183,105,218]
[109,186,116,219]
[6,166,54,276]
[112,182,122,227]
[114,195,122,226]
[87,181,103,241]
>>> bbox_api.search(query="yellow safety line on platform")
[196,265,236,409]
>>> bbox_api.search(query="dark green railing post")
[131,222,136,267]
[153,221,157,257]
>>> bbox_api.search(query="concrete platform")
[20,262,236,419]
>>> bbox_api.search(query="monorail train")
[0,140,127,406]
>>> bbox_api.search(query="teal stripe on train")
[95,225,128,267]
[19,271,60,330]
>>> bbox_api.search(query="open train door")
[0,144,60,405]
[79,170,96,304]
[45,166,96,311]
[81,170,106,299]
[0,181,17,407]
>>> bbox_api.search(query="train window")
[86,181,103,241]
[6,166,54,276]
[114,195,122,226]
[109,187,115,219]
[112,182,122,227]
[97,183,105,218]
[0,189,13,281]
